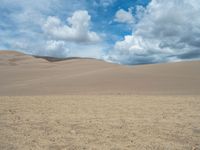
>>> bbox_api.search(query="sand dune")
[1,51,200,150]
[0,50,199,95]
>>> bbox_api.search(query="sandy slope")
[0,50,200,95]
[0,51,200,150]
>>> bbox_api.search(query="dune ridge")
[0,50,200,96]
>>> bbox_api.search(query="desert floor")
[0,95,200,150]
[0,51,200,149]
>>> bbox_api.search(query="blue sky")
[1,0,200,64]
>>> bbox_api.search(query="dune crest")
[0,50,200,96]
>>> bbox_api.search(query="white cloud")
[41,10,104,59]
[114,8,134,24]
[2,0,200,65]
[43,10,101,43]
[99,0,116,7]
[111,0,200,64]
[0,0,106,60]
[44,40,69,57]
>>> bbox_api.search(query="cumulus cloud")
[40,10,104,59]
[114,8,134,24]
[111,0,200,64]
[43,40,105,59]
[44,40,69,57]
[0,0,106,59]
[1,0,200,65]
[43,10,101,43]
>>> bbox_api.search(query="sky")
[0,0,200,64]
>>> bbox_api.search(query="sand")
[0,51,200,95]
[1,95,200,150]
[0,51,200,150]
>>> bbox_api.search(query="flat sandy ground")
[0,95,200,150]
